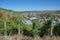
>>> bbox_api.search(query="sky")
[0,0,60,11]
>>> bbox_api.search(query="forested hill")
[0,8,21,14]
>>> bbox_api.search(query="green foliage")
[32,19,41,36]
[40,19,52,36]
[32,19,41,29]
[53,23,60,36]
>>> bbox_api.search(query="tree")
[50,16,55,36]
[0,10,9,36]
[53,23,60,36]
[32,19,41,36]
[40,19,52,37]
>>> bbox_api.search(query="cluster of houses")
[22,14,60,25]
[39,17,60,25]
[39,17,51,24]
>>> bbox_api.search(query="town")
[0,0,60,40]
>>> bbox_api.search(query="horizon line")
[0,7,60,12]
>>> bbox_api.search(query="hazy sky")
[0,0,60,11]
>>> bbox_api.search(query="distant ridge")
[0,8,60,14]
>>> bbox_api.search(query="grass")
[0,35,60,40]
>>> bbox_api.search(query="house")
[39,19,44,24]
[53,18,60,25]
[39,17,51,24]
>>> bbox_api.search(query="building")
[30,17,37,20]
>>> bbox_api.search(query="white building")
[53,18,60,25]
[30,17,37,20]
